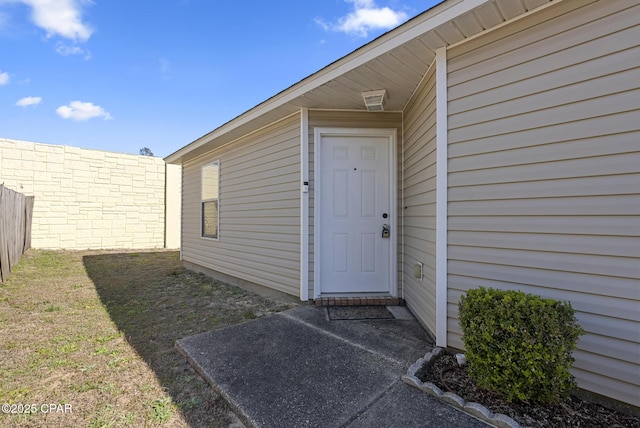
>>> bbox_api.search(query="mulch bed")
[417,352,639,428]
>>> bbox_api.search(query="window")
[201,161,219,239]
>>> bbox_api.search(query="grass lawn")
[0,250,297,427]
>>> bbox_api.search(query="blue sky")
[1,0,439,158]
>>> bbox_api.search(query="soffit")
[166,0,553,163]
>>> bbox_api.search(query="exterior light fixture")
[361,89,387,112]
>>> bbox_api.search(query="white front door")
[315,128,396,295]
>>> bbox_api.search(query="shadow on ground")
[83,250,296,427]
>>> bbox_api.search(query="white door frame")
[313,127,397,298]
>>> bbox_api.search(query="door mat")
[328,305,394,320]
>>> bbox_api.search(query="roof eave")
[165,0,493,164]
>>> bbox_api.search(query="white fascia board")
[435,47,448,348]
[165,0,492,164]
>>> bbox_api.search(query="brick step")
[313,297,404,307]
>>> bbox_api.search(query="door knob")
[382,224,390,238]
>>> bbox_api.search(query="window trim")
[201,160,220,240]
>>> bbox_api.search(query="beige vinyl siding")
[446,0,640,406]
[182,114,301,296]
[401,62,437,334]
[307,110,402,298]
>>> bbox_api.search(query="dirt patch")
[0,250,296,427]
[417,352,639,428]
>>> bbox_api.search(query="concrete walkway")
[176,305,489,428]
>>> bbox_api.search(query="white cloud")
[16,96,42,106]
[55,41,91,58]
[0,11,9,28]
[16,0,93,42]
[0,71,9,85]
[159,58,170,73]
[159,57,171,79]
[316,0,408,37]
[56,100,112,121]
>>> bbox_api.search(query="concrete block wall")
[164,163,181,249]
[0,138,181,250]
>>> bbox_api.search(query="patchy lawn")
[0,250,296,427]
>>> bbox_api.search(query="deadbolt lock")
[382,224,390,238]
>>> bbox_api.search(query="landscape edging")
[401,347,521,428]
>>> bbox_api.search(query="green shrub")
[458,286,584,403]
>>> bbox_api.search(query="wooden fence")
[0,184,34,283]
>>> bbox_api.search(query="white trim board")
[300,108,309,301]
[435,47,448,348]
